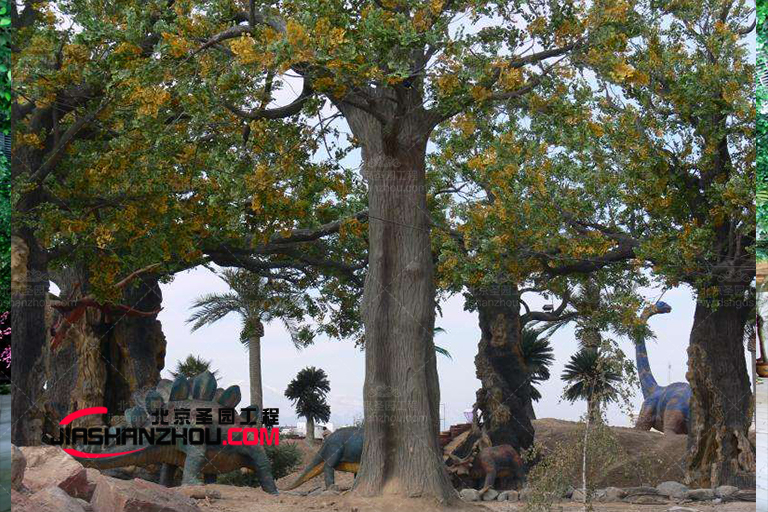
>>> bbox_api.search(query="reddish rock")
[91,476,201,512]
[12,444,26,490]
[19,446,90,499]
[11,489,38,512]
[28,486,88,512]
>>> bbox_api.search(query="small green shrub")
[217,443,302,486]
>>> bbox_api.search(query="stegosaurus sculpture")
[76,371,278,493]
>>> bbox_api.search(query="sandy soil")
[191,485,756,512]
[186,419,758,512]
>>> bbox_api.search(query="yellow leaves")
[132,86,171,117]
[611,61,649,86]
[497,65,523,91]
[412,9,432,31]
[430,0,444,14]
[94,225,114,249]
[17,133,44,149]
[63,44,90,65]
[163,32,192,58]
[527,17,547,36]
[230,35,261,65]
[453,114,476,137]
[467,149,497,171]
[114,42,142,59]
[470,85,491,102]
[588,121,604,137]
[436,72,460,95]
[286,19,310,49]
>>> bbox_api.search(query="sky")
[157,265,752,431]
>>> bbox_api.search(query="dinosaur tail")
[75,445,182,470]
[635,337,658,399]
[280,452,324,491]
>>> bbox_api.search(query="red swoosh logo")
[60,407,147,459]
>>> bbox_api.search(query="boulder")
[571,488,586,502]
[667,507,701,512]
[733,490,755,502]
[20,446,90,499]
[11,444,26,490]
[657,481,688,498]
[685,489,715,501]
[624,486,660,496]
[497,490,518,502]
[714,485,738,498]
[11,489,36,512]
[459,488,480,501]
[177,486,222,500]
[481,489,499,501]
[28,486,88,512]
[601,487,626,502]
[518,487,533,501]
[91,476,201,512]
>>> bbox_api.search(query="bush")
[217,443,302,486]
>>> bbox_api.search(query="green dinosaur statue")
[74,371,278,493]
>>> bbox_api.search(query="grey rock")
[657,481,689,498]
[624,486,661,496]
[626,495,669,505]
[572,488,586,502]
[518,487,533,501]
[460,488,480,502]
[602,487,627,502]
[481,489,499,501]
[714,485,738,498]
[733,490,755,502]
[11,445,26,491]
[667,507,700,512]
[497,490,518,502]
[685,489,715,501]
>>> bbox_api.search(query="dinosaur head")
[654,301,672,315]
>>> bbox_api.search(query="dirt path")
[191,485,755,512]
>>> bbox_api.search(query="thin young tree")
[187,268,311,413]
[562,347,621,510]
[284,366,331,445]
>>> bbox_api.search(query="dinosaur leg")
[159,464,177,486]
[662,408,687,435]
[181,446,206,485]
[635,402,655,431]
[247,446,278,494]
[323,449,343,489]
[478,467,497,497]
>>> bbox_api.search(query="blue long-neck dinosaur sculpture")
[634,301,691,435]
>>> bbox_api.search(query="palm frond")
[187,292,245,331]
[434,345,452,360]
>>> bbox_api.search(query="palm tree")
[187,268,310,413]
[521,327,554,419]
[285,366,331,445]
[433,326,452,359]
[170,354,219,379]
[561,348,621,421]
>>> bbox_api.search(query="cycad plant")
[170,354,219,379]
[521,326,555,419]
[561,347,621,421]
[188,268,311,413]
[285,366,331,444]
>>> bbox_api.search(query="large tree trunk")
[351,135,454,501]
[248,335,263,411]
[11,233,48,445]
[459,286,534,457]
[686,293,754,488]
[44,266,166,435]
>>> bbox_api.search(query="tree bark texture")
[248,334,263,412]
[685,292,754,488]
[11,233,48,445]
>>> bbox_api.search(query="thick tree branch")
[223,80,314,120]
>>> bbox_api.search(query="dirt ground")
[186,419,757,512]
[191,485,756,512]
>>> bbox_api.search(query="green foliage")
[187,268,314,348]
[217,443,302,484]
[561,348,621,406]
[169,354,219,380]
[0,0,8,313]
[284,366,331,425]
[521,327,554,402]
